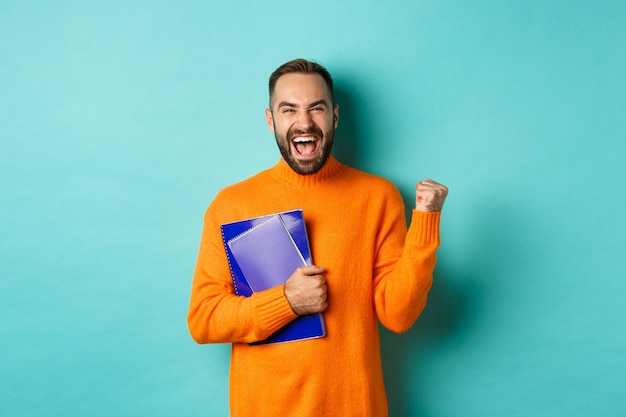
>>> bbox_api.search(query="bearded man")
[188,58,448,417]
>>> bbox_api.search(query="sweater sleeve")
[373,207,441,334]
[187,204,298,344]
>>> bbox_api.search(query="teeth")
[293,136,316,143]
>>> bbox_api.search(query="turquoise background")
[1,1,625,416]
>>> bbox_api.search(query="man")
[188,58,448,417]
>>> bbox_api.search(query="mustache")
[287,126,324,140]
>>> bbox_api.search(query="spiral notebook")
[221,209,326,345]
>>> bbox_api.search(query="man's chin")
[287,155,328,175]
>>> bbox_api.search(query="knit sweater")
[188,156,440,417]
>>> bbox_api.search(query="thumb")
[300,265,325,275]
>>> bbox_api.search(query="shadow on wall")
[332,83,362,168]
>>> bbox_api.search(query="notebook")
[221,209,326,345]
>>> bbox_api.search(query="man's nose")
[296,110,313,128]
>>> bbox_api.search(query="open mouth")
[292,136,320,158]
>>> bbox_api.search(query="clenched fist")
[415,179,448,212]
[284,265,328,315]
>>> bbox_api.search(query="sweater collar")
[270,155,343,187]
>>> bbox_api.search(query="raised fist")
[415,179,448,212]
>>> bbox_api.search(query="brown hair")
[268,58,334,107]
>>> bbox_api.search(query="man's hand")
[415,179,448,212]
[284,265,328,315]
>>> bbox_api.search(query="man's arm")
[187,206,299,344]
[373,179,448,333]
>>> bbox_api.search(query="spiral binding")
[227,215,277,244]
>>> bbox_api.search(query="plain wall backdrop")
[1,1,625,416]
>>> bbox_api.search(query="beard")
[274,124,335,175]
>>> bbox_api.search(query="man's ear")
[333,104,339,129]
[265,109,275,132]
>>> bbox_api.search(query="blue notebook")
[221,209,326,345]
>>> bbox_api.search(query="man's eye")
[282,108,295,114]
[311,107,325,112]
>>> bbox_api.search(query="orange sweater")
[188,156,440,417]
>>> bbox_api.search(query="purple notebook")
[221,209,326,345]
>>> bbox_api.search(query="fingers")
[417,179,447,191]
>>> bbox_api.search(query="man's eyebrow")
[307,100,329,108]
[277,101,298,109]
[276,100,330,109]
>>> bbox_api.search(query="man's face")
[265,73,339,175]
